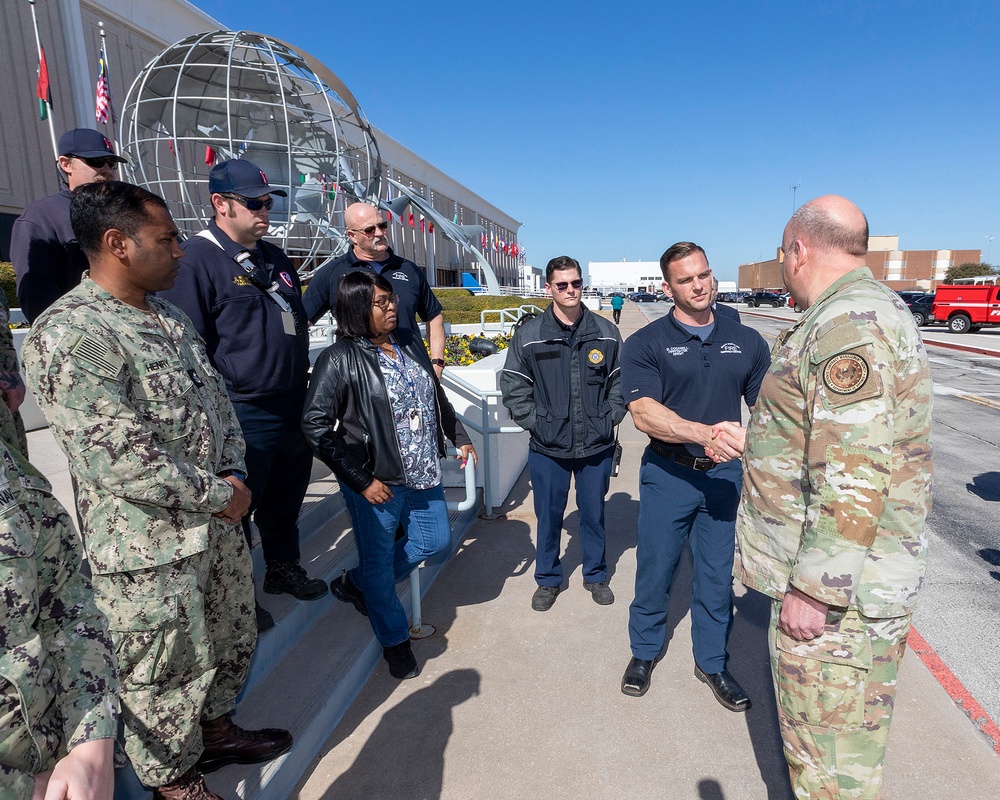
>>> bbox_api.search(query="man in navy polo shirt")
[162,159,327,633]
[302,202,446,376]
[619,241,769,709]
[12,128,127,323]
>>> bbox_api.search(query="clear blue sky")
[196,1,1000,282]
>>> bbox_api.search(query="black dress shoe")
[694,665,752,712]
[621,657,654,697]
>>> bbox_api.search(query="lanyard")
[197,229,292,314]
[382,337,415,392]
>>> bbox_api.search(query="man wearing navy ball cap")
[162,158,327,634]
[11,128,127,323]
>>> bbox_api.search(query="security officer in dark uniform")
[11,128,126,323]
[302,202,447,376]
[161,159,326,632]
[619,241,770,709]
[501,255,626,611]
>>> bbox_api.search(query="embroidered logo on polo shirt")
[665,346,689,356]
[588,349,604,365]
[279,271,294,288]
[233,275,252,286]
[391,271,410,281]
[720,342,742,354]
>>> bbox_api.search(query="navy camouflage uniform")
[22,277,256,788]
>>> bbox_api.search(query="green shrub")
[0,262,15,310]
[432,291,550,325]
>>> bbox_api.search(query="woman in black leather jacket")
[302,270,476,679]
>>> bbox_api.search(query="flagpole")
[27,0,58,164]
[97,22,119,153]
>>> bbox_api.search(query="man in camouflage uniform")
[0,439,117,800]
[0,293,28,457]
[22,182,292,800]
[735,195,933,799]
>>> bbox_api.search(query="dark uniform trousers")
[629,451,741,672]
[233,387,312,565]
[529,447,614,587]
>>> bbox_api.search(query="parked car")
[906,294,936,327]
[630,292,658,303]
[745,292,784,308]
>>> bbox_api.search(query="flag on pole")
[37,46,52,121]
[95,48,112,124]
[204,145,215,165]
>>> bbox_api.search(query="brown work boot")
[152,767,222,800]
[196,714,292,773]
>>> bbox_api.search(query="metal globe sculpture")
[120,30,382,275]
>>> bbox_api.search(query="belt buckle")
[693,457,714,471]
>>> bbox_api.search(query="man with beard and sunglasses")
[162,159,327,634]
[501,256,626,611]
[302,202,446,377]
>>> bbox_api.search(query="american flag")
[95,49,112,124]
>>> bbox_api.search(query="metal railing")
[479,304,544,334]
[439,369,525,516]
[410,444,478,637]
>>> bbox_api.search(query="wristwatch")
[218,469,247,482]
[430,358,446,367]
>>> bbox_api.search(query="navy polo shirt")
[620,310,771,458]
[302,247,442,334]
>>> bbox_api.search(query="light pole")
[790,182,800,213]
[987,235,994,266]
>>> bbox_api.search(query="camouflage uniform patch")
[21,277,252,787]
[736,268,932,797]
[0,441,116,795]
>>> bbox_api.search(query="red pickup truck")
[932,284,1000,333]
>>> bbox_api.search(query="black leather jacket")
[302,327,472,493]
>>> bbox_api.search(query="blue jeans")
[529,447,613,587]
[339,482,452,647]
[628,451,741,673]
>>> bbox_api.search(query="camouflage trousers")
[92,521,256,788]
[769,599,911,800]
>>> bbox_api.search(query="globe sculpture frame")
[120,29,382,276]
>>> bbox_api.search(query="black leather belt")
[649,440,715,471]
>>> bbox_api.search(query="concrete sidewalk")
[294,301,1000,800]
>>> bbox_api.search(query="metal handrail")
[440,369,524,516]
[410,444,478,636]
[479,304,544,334]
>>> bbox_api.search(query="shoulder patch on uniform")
[819,345,883,406]
[70,334,124,379]
[823,352,869,394]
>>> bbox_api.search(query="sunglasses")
[350,221,389,236]
[75,156,119,170]
[372,293,400,311]
[551,279,584,292]
[222,194,274,211]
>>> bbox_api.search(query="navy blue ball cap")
[208,159,287,198]
[58,128,127,161]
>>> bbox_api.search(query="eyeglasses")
[372,293,400,311]
[74,156,118,170]
[349,221,389,236]
[551,279,584,292]
[222,194,274,211]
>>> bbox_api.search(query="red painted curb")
[922,338,1000,357]
[908,627,1000,755]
